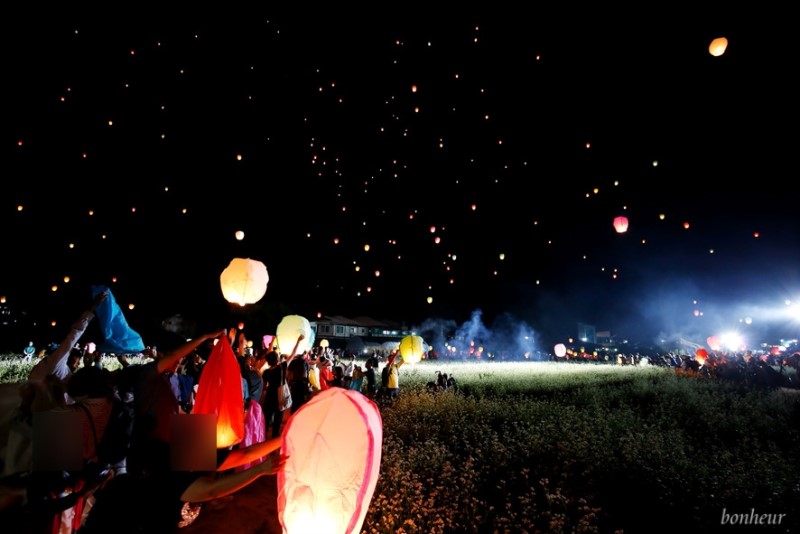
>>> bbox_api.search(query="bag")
[77,399,133,476]
[278,364,293,412]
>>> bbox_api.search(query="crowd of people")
[0,294,416,533]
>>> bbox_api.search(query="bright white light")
[719,331,745,351]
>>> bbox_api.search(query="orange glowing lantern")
[399,334,425,364]
[193,335,245,448]
[695,348,708,364]
[278,388,382,534]
[220,258,269,306]
[613,216,629,233]
[709,37,728,57]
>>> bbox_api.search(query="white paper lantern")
[276,315,312,355]
[219,258,269,306]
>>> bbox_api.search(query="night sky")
[3,8,798,352]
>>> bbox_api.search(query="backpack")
[381,365,391,388]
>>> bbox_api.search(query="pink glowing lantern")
[706,336,721,351]
[613,216,629,233]
[279,388,382,534]
[554,343,567,357]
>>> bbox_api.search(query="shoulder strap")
[76,402,100,456]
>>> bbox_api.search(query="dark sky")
[3,8,799,351]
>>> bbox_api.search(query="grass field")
[2,357,798,533]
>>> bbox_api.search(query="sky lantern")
[709,37,728,56]
[427,296,433,304]
[276,315,312,355]
[220,258,269,306]
[706,336,721,351]
[613,216,629,233]
[235,230,245,240]
[278,388,382,534]
[695,348,708,364]
[554,343,567,357]
[399,334,425,364]
[193,335,245,448]
[320,339,329,348]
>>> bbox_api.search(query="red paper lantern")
[613,216,629,233]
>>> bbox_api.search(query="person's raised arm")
[180,441,287,503]
[156,330,226,375]
[28,291,108,381]
[284,334,305,364]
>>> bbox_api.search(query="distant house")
[310,315,410,353]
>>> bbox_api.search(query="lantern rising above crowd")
[219,258,269,306]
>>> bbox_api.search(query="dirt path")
[183,474,282,534]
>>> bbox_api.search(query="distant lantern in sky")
[427,296,433,304]
[499,253,505,260]
[613,216,629,233]
[411,84,418,92]
[0,296,6,304]
[659,213,666,220]
[430,226,436,233]
[17,205,23,211]
[220,258,269,306]
[683,222,691,229]
[51,285,58,292]
[128,303,135,310]
[334,237,339,244]
[63,276,70,283]
[709,37,728,57]
[364,244,370,252]
[235,230,245,241]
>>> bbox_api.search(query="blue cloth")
[91,285,145,354]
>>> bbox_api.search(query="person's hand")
[206,329,227,340]
[90,290,109,312]
[259,452,289,475]
[298,334,305,341]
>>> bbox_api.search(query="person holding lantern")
[261,333,305,440]
[122,329,228,477]
[80,436,288,532]
[28,290,108,387]
[384,349,404,401]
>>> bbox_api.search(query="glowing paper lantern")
[235,230,245,240]
[613,216,629,233]
[706,336,721,351]
[554,343,567,357]
[320,339,329,348]
[193,335,245,448]
[220,258,269,306]
[276,315,312,355]
[279,388,382,534]
[399,334,425,364]
[695,348,708,364]
[709,37,728,56]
